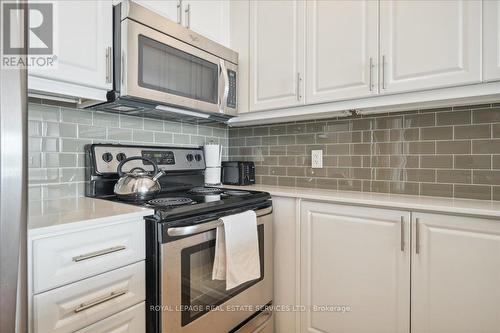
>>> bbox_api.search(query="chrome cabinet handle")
[72,245,126,262]
[296,72,302,101]
[105,46,112,84]
[400,216,405,252]
[415,218,420,254]
[177,0,182,24]
[185,3,191,28]
[74,290,127,313]
[369,57,374,92]
[381,55,386,90]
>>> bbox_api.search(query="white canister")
[204,144,222,168]
[205,167,221,186]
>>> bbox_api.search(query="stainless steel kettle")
[114,156,165,201]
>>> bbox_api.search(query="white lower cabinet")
[300,201,410,333]
[75,302,145,333]
[33,261,145,333]
[271,196,500,333]
[272,196,299,333]
[411,212,500,333]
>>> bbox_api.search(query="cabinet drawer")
[75,302,145,333]
[32,219,145,293]
[33,261,145,333]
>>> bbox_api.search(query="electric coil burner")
[85,144,274,333]
[188,187,224,195]
[148,197,195,207]
[224,190,251,196]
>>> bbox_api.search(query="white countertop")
[28,197,154,236]
[224,184,500,218]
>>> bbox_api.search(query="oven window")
[138,35,218,104]
[180,225,264,326]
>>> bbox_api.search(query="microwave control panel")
[227,69,237,109]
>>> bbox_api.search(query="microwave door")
[122,19,222,114]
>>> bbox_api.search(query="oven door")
[121,18,237,116]
[160,207,273,333]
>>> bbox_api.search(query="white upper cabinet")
[305,0,378,104]
[484,0,500,81]
[135,1,229,46]
[249,0,305,112]
[134,0,179,22]
[28,1,113,100]
[300,201,410,333]
[379,0,482,94]
[411,212,500,333]
[184,0,230,46]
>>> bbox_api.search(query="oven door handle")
[234,308,273,333]
[167,206,273,237]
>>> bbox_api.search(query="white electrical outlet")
[311,150,323,168]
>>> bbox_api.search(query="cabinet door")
[184,0,230,46]
[484,0,500,81]
[300,201,410,333]
[379,0,481,94]
[305,0,378,104]
[249,0,305,112]
[412,213,500,333]
[28,1,112,91]
[272,196,298,333]
[135,0,179,23]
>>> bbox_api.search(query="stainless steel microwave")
[83,0,238,123]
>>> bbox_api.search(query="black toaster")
[221,161,255,185]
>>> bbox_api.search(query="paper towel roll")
[204,144,222,167]
[205,167,221,186]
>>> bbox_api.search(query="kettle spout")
[152,170,166,182]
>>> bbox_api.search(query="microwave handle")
[219,59,229,112]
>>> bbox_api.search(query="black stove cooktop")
[100,187,271,221]
[85,144,271,223]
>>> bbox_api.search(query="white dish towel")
[212,210,261,290]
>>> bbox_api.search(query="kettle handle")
[117,156,158,177]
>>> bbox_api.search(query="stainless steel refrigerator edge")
[0,1,28,332]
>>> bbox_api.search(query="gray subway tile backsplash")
[229,103,500,201]
[28,100,228,201]
[29,100,500,201]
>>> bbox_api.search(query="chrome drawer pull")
[415,218,420,254]
[400,216,405,252]
[72,245,126,262]
[74,290,127,313]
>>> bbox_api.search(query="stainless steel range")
[85,143,273,333]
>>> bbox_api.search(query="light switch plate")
[311,150,323,168]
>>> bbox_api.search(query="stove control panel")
[142,150,175,165]
[91,144,205,174]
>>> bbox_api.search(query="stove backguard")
[85,143,206,198]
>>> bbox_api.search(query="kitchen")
[1,0,500,332]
